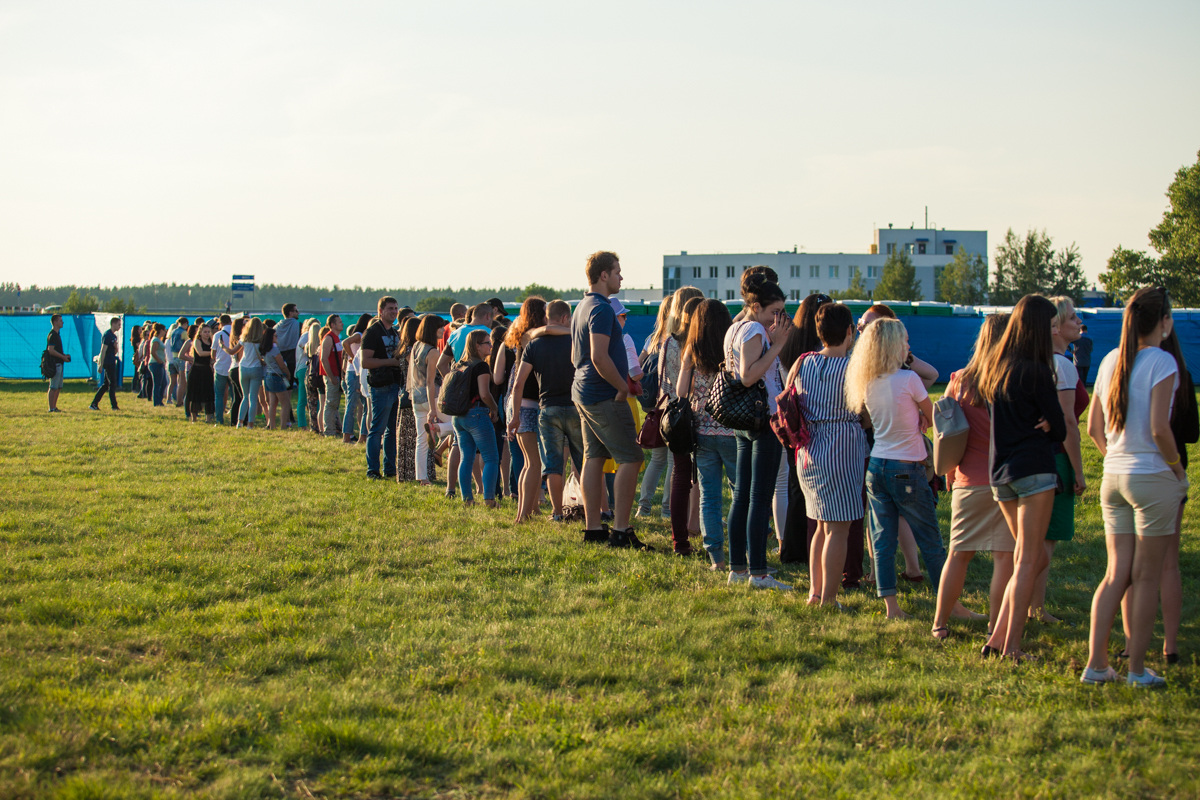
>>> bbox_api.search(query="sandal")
[932,626,950,641]
[900,572,925,584]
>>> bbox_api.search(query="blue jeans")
[509,434,525,495]
[367,383,399,478]
[538,405,584,477]
[150,362,168,406]
[343,372,363,436]
[214,373,232,425]
[238,366,263,426]
[866,457,947,598]
[696,434,738,564]
[454,406,500,503]
[728,431,782,576]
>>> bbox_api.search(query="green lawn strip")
[0,380,1197,798]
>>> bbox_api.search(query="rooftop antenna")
[925,206,928,229]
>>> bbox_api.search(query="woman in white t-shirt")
[845,317,946,619]
[1082,287,1188,689]
[722,271,793,591]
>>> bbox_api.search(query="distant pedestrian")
[129,325,143,399]
[301,319,323,434]
[237,318,266,429]
[213,315,235,425]
[89,317,122,411]
[636,295,675,520]
[185,323,216,423]
[319,315,345,437]
[276,304,301,389]
[410,313,447,485]
[361,297,403,480]
[451,330,500,508]
[167,316,188,406]
[1074,323,1093,384]
[149,323,168,406]
[44,313,70,412]
[396,315,421,482]
[342,314,372,444]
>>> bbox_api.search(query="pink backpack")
[770,352,812,452]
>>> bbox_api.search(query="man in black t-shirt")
[90,317,122,411]
[45,314,71,412]
[508,300,584,519]
[360,296,402,479]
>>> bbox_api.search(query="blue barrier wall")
[3,310,1199,386]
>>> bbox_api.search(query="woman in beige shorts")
[932,315,1014,640]
[1082,287,1189,689]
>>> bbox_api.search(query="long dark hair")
[686,299,734,375]
[1159,324,1191,423]
[1107,287,1172,433]
[978,294,1057,404]
[260,327,275,354]
[505,296,546,349]
[398,316,420,351]
[780,293,832,367]
[352,313,372,335]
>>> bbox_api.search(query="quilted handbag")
[706,366,768,433]
[931,392,970,475]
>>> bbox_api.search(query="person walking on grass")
[930,314,1015,641]
[509,299,582,522]
[845,317,947,616]
[45,313,70,412]
[572,251,650,549]
[361,297,402,481]
[1082,287,1188,688]
[723,271,793,588]
[791,302,867,607]
[185,323,216,423]
[977,295,1066,660]
[452,330,501,508]
[89,317,122,412]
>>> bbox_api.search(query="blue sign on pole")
[232,293,244,299]
[231,283,255,292]
[232,274,255,280]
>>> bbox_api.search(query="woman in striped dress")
[794,303,868,607]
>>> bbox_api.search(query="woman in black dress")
[185,324,216,422]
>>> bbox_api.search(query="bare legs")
[809,520,851,605]
[514,431,541,523]
[931,550,1013,637]
[898,518,921,578]
[48,387,61,411]
[1120,503,1183,659]
[986,490,1054,657]
[1089,534,1171,675]
[1029,541,1060,623]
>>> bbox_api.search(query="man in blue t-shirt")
[436,303,494,377]
[90,317,122,411]
[571,251,648,550]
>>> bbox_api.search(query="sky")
[1,0,1198,292]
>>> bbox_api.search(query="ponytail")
[741,269,785,309]
[1106,287,1171,433]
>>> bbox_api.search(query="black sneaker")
[88,405,100,411]
[582,524,609,543]
[366,473,382,481]
[600,511,615,523]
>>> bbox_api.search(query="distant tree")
[61,290,100,314]
[935,250,989,305]
[830,267,870,300]
[516,283,563,302]
[989,228,1086,304]
[1100,150,1200,307]
[873,252,923,302]
[102,296,146,314]
[416,295,457,312]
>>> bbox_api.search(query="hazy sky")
[1,1,1197,291]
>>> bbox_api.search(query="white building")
[662,226,988,302]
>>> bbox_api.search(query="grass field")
[2,379,1198,799]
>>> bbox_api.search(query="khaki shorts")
[950,485,1015,553]
[1100,471,1190,537]
[576,398,644,465]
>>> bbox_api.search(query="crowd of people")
[42,256,1195,688]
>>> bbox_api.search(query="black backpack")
[638,349,659,411]
[660,371,696,455]
[40,350,56,380]
[438,362,475,417]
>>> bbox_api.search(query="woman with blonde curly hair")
[846,317,946,619]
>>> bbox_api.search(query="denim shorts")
[538,404,585,476]
[517,405,539,434]
[264,373,288,393]
[49,363,64,390]
[992,472,1058,502]
[169,359,182,376]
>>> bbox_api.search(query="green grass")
[1,379,1198,799]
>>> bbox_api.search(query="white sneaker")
[727,570,751,585]
[748,574,793,591]
[1127,668,1166,689]
[1080,666,1119,685]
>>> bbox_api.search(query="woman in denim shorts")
[977,295,1066,661]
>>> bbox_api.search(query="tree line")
[0,282,580,315]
